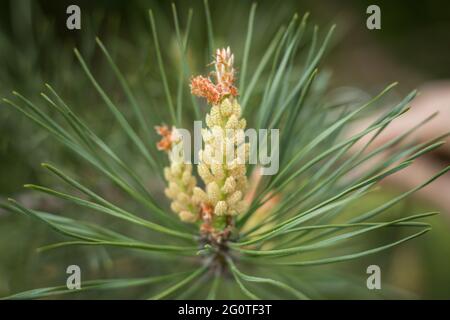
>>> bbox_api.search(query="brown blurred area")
[347,82,450,216]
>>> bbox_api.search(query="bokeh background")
[0,0,449,299]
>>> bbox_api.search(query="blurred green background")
[0,0,449,299]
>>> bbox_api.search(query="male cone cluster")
[156,47,249,243]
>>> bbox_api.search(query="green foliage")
[1,1,448,299]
